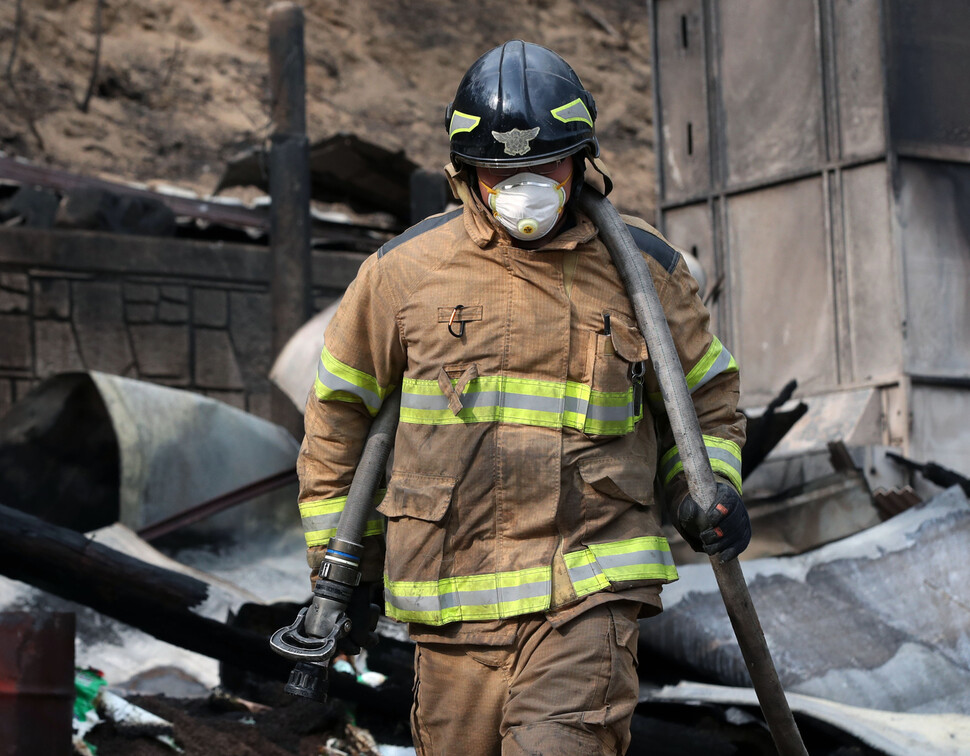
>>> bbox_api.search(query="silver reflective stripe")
[401,389,564,414]
[566,559,604,585]
[404,388,633,420]
[551,100,593,125]
[302,511,339,533]
[317,358,383,410]
[563,393,590,416]
[662,444,741,481]
[385,579,551,614]
[597,548,675,571]
[449,111,481,137]
[707,445,742,474]
[585,401,635,422]
[690,345,736,394]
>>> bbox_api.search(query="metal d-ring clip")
[448,305,465,338]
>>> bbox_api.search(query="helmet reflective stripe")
[449,110,481,138]
[447,40,599,168]
[551,98,593,127]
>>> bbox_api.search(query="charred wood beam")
[0,154,270,231]
[0,502,409,712]
[268,3,312,436]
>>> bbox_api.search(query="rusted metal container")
[0,612,76,756]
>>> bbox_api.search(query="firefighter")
[298,40,750,755]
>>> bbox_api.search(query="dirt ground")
[0,0,657,219]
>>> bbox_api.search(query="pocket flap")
[437,305,483,323]
[377,471,457,522]
[607,313,648,363]
[578,455,652,505]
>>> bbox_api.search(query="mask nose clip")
[448,305,466,338]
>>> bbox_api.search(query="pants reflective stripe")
[314,346,392,416]
[300,490,386,547]
[660,436,743,493]
[384,536,678,625]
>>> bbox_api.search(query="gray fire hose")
[270,391,401,701]
[577,187,808,755]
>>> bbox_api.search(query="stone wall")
[0,227,366,421]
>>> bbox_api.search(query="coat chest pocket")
[588,311,648,394]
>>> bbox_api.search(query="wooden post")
[268,2,312,438]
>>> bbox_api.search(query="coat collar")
[444,164,598,252]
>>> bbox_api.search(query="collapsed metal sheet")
[269,300,340,412]
[639,487,970,714]
[0,371,300,533]
[88,372,300,532]
[649,682,970,756]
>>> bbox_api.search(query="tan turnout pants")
[409,601,641,756]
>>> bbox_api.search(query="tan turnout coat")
[298,170,745,644]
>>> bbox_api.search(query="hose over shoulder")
[576,188,717,510]
[576,187,808,756]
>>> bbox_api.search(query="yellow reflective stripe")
[647,336,738,412]
[384,566,552,625]
[386,536,678,623]
[449,110,481,137]
[550,98,593,127]
[562,548,610,595]
[564,537,678,597]
[661,436,743,494]
[400,375,642,435]
[314,346,393,416]
[684,337,738,394]
[300,490,386,547]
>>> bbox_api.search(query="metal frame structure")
[648,0,970,477]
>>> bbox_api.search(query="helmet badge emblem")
[491,127,541,156]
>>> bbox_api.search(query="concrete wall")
[0,227,366,422]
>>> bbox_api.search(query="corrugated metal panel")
[719,0,825,186]
[896,159,970,376]
[660,202,722,335]
[728,177,836,402]
[841,162,902,382]
[655,0,711,201]
[640,486,970,714]
[833,0,887,158]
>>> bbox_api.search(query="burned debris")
[1,0,969,754]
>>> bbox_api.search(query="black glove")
[675,482,751,562]
[336,583,382,656]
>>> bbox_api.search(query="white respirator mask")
[480,170,571,241]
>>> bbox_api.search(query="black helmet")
[445,40,599,169]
